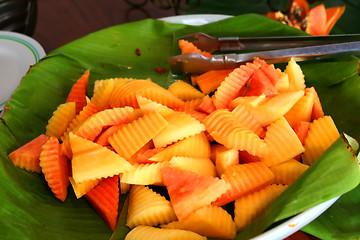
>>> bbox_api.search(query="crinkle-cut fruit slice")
[125,226,206,240]
[66,69,90,114]
[85,175,119,232]
[306,87,325,121]
[169,156,216,177]
[73,106,135,141]
[234,184,288,231]
[192,69,233,95]
[168,80,205,101]
[90,78,115,111]
[126,185,177,229]
[69,177,101,199]
[8,134,50,173]
[161,167,229,220]
[61,102,98,142]
[303,116,340,165]
[69,133,134,183]
[153,112,205,148]
[263,117,305,167]
[234,90,304,127]
[212,62,260,109]
[284,91,314,128]
[120,161,169,185]
[39,137,70,202]
[174,98,203,112]
[196,95,216,114]
[109,110,168,159]
[162,205,236,239]
[231,103,265,138]
[136,94,174,117]
[214,145,239,177]
[110,79,184,109]
[212,162,275,206]
[178,39,213,58]
[203,109,266,157]
[149,132,211,162]
[270,159,309,185]
[45,102,76,139]
[109,79,154,108]
[284,57,306,91]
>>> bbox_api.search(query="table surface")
[32,0,176,53]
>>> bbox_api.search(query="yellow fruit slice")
[234,184,288,231]
[69,177,101,199]
[120,161,170,185]
[136,94,174,117]
[110,79,184,109]
[270,159,309,185]
[284,91,314,127]
[284,57,306,91]
[69,133,134,183]
[162,205,236,239]
[149,132,211,162]
[61,102,98,141]
[203,109,266,157]
[45,102,76,139]
[231,103,265,137]
[125,226,206,240]
[169,156,216,177]
[108,110,168,159]
[214,145,239,177]
[90,78,115,111]
[263,117,305,167]
[213,62,260,109]
[303,116,340,165]
[213,162,275,206]
[168,80,205,100]
[73,106,135,141]
[234,90,304,127]
[126,185,177,228]
[152,112,205,148]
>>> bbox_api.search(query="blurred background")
[1,0,359,53]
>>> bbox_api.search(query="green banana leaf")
[0,14,360,240]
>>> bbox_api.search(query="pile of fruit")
[7,39,341,239]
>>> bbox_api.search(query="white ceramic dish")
[0,31,46,113]
[160,14,340,240]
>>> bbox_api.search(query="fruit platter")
[0,14,360,240]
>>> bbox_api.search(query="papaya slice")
[178,39,213,58]
[212,162,275,206]
[45,102,76,139]
[162,205,236,239]
[126,226,206,240]
[39,137,70,202]
[192,69,233,95]
[66,69,90,114]
[161,167,229,220]
[85,175,119,231]
[108,110,168,159]
[8,134,50,173]
[69,133,134,183]
[168,80,205,101]
[126,185,177,228]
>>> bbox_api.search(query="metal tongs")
[169,32,360,75]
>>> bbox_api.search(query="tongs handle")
[217,34,360,52]
[169,41,360,75]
